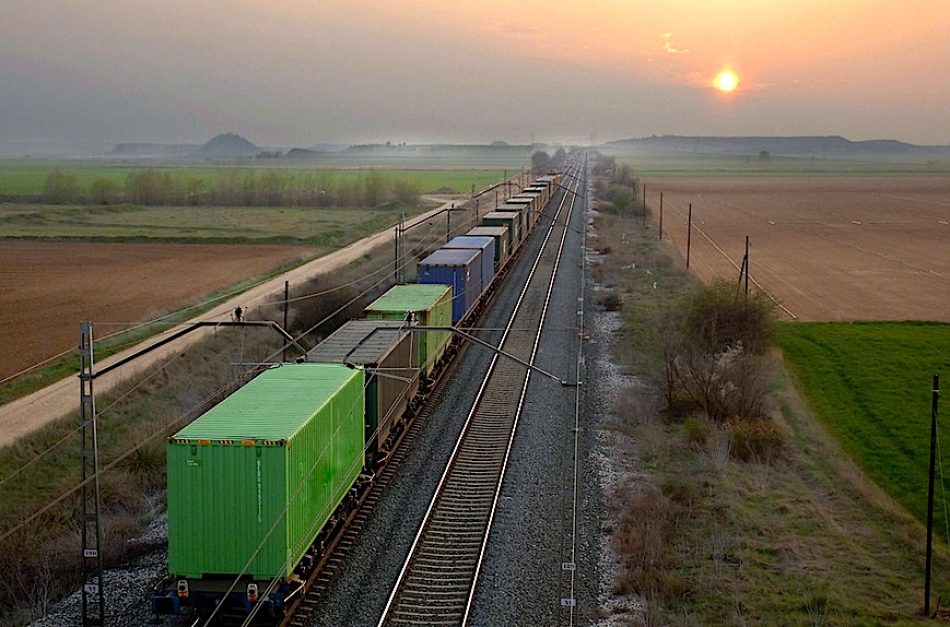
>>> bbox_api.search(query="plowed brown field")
[646,177,950,321]
[0,241,310,380]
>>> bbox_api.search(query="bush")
[658,280,776,421]
[728,417,786,464]
[683,279,774,355]
[42,170,81,204]
[597,291,622,311]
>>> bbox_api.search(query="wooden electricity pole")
[658,192,663,240]
[686,203,693,269]
[925,374,940,616]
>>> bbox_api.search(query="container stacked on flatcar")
[364,284,453,378]
[154,364,365,617]
[306,320,418,461]
[482,211,521,249]
[441,235,495,294]
[417,248,482,323]
[466,226,509,270]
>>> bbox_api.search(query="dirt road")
[0,193,505,448]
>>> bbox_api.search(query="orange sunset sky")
[2,0,949,147]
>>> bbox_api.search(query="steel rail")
[377,162,581,627]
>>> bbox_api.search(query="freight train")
[150,172,564,619]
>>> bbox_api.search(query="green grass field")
[0,161,507,196]
[609,153,950,177]
[0,203,433,245]
[778,322,950,531]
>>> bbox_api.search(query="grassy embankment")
[592,180,950,624]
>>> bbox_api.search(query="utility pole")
[642,183,647,227]
[282,281,289,362]
[447,204,453,242]
[494,190,498,209]
[744,236,750,296]
[925,374,940,616]
[658,192,664,240]
[686,203,693,269]
[79,322,105,627]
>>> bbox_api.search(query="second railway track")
[377,162,582,627]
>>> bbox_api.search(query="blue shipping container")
[418,248,482,323]
[442,236,495,295]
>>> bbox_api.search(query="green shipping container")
[167,364,365,580]
[364,284,452,377]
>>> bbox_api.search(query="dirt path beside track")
[0,194,492,448]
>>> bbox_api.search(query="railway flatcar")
[364,284,452,378]
[482,211,521,248]
[153,363,365,617]
[305,320,418,461]
[441,235,495,295]
[417,248,482,323]
[466,226,509,270]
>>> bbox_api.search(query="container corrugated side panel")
[284,369,363,576]
[373,330,418,450]
[167,443,285,579]
[426,286,453,372]
[418,263,465,323]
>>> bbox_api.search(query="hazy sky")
[2,0,949,147]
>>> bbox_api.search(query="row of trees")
[40,169,424,208]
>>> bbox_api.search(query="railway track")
[376,163,580,627]
[274,171,571,627]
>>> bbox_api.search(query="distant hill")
[284,147,318,158]
[193,133,260,157]
[602,135,950,158]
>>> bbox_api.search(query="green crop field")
[778,322,950,532]
[0,160,507,196]
[0,203,432,245]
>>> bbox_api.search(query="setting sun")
[713,68,740,93]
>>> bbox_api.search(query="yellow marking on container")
[242,439,256,446]
[198,439,211,446]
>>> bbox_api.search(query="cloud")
[661,32,690,55]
